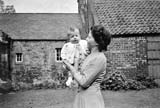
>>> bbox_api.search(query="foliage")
[12,64,158,91]
[0,79,12,93]
[13,66,42,91]
[4,5,16,13]
[0,62,9,80]
[32,65,68,90]
[12,64,69,91]
[0,0,16,13]
[50,65,68,88]
[15,66,42,83]
[135,74,158,89]
[101,71,158,91]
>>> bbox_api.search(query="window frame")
[55,48,62,62]
[16,53,23,63]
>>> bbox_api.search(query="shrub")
[135,74,158,89]
[32,65,68,89]
[100,71,158,91]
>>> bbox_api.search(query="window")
[55,48,62,62]
[16,53,23,63]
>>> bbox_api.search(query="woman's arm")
[63,56,105,88]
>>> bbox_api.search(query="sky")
[4,0,78,13]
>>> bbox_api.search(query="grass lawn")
[0,88,160,108]
[102,89,160,108]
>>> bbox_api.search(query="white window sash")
[55,48,62,62]
[16,53,23,63]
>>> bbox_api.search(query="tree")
[0,0,4,13]
[0,0,16,13]
[4,5,16,13]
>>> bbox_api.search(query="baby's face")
[69,33,80,44]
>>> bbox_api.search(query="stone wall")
[11,41,66,89]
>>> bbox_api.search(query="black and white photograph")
[0,0,160,108]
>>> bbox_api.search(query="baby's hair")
[67,27,80,35]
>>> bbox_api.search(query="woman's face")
[86,31,97,50]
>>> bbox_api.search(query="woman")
[63,25,111,108]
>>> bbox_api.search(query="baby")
[61,27,88,88]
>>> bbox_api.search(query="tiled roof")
[93,0,160,35]
[0,13,82,39]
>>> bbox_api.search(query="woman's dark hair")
[91,25,111,52]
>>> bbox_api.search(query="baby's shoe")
[70,80,79,91]
[72,80,78,88]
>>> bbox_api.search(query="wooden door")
[147,37,160,79]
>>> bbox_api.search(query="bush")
[0,79,13,93]
[135,75,158,89]
[12,65,69,90]
[50,65,68,89]
[32,79,59,89]
[32,65,68,89]
[100,71,158,91]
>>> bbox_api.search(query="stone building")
[0,13,82,87]
[78,0,160,79]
